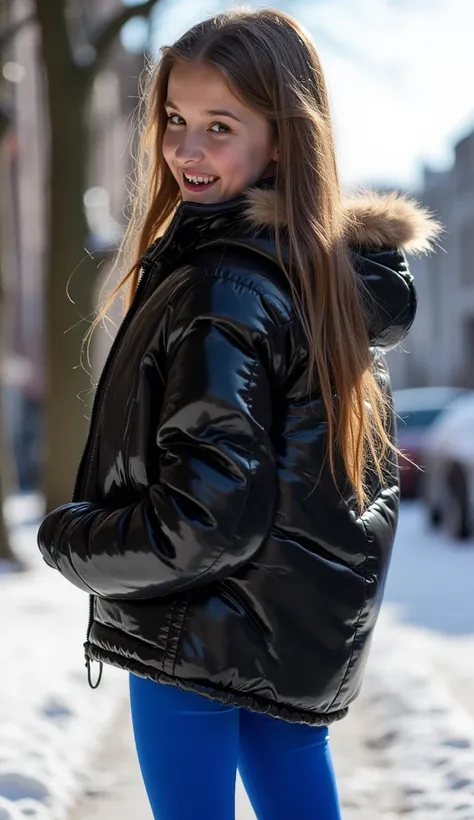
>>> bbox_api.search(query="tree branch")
[0,107,11,142]
[35,0,77,79]
[0,13,36,52]
[90,0,159,70]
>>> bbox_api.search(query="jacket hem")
[86,643,349,727]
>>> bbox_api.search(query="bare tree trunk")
[0,387,23,568]
[0,3,23,568]
[35,0,95,512]
[0,218,23,567]
[0,272,22,567]
[44,82,94,513]
[35,0,160,513]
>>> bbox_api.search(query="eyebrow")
[165,100,244,123]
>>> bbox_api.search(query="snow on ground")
[0,495,124,820]
[1,496,474,819]
[365,609,474,818]
[384,501,474,637]
[362,502,474,818]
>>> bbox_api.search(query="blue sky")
[122,0,474,192]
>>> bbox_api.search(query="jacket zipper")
[79,265,150,688]
[77,212,184,689]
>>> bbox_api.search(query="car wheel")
[444,466,471,541]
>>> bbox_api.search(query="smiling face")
[162,61,278,203]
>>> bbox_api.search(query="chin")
[181,191,219,203]
[180,186,224,204]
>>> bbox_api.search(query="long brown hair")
[86,7,400,510]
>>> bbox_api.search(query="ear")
[272,147,279,161]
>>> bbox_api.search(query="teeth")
[184,173,217,185]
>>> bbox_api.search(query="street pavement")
[69,686,400,819]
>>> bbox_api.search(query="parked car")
[422,392,474,540]
[393,387,466,498]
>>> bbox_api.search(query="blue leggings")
[129,674,342,820]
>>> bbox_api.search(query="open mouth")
[182,172,219,192]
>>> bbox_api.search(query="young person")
[38,7,441,819]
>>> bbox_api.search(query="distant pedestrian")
[38,7,441,819]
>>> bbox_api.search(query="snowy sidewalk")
[68,684,401,820]
[3,496,474,820]
[65,611,474,820]
[0,495,125,820]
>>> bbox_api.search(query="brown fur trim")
[244,187,443,254]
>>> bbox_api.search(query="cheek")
[212,141,255,175]
[253,131,275,164]
[224,133,273,175]
[161,130,176,163]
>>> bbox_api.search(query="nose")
[174,133,205,164]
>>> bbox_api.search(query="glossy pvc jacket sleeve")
[37,275,279,599]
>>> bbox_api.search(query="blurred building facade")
[2,0,474,484]
[1,0,145,488]
[386,127,474,390]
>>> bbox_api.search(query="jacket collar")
[144,176,442,269]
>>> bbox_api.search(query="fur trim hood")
[243,186,443,255]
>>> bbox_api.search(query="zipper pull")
[85,655,103,689]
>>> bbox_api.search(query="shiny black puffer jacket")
[38,179,437,725]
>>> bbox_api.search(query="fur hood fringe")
[244,187,443,254]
